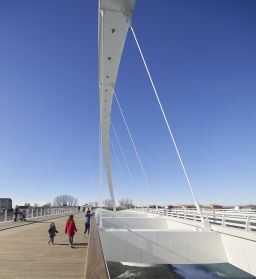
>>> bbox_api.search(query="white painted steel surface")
[100,229,227,264]
[101,216,203,231]
[221,233,256,276]
[137,208,256,276]
[97,210,227,264]
[96,209,256,276]
[99,0,136,210]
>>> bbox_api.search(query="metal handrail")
[0,206,78,223]
[134,207,256,232]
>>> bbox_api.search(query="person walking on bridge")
[65,215,77,248]
[48,222,58,245]
[13,205,19,222]
[84,209,94,236]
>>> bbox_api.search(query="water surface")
[107,262,255,279]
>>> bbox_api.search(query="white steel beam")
[98,0,136,210]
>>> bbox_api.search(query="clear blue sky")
[0,0,256,207]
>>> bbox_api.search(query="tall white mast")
[98,0,136,210]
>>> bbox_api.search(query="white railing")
[134,207,256,232]
[0,206,78,224]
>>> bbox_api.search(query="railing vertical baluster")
[205,213,209,225]
[245,216,251,232]
[5,209,7,222]
[222,214,226,227]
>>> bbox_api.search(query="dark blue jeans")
[69,234,74,245]
[84,223,90,235]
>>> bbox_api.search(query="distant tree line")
[53,194,78,207]
[96,198,135,210]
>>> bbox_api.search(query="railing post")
[99,210,103,229]
[222,214,226,227]
[40,208,43,216]
[31,209,34,219]
[5,209,7,222]
[205,213,209,224]
[245,216,251,232]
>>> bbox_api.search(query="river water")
[107,262,255,279]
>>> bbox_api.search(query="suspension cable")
[111,120,145,210]
[109,136,128,185]
[110,120,135,185]
[114,92,158,211]
[130,26,205,225]
[109,141,124,187]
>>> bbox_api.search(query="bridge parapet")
[96,208,256,276]
[133,208,256,232]
[0,206,78,223]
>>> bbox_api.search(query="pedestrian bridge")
[1,208,256,278]
[0,211,101,279]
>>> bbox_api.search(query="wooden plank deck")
[0,213,88,279]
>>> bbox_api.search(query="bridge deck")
[0,213,88,279]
